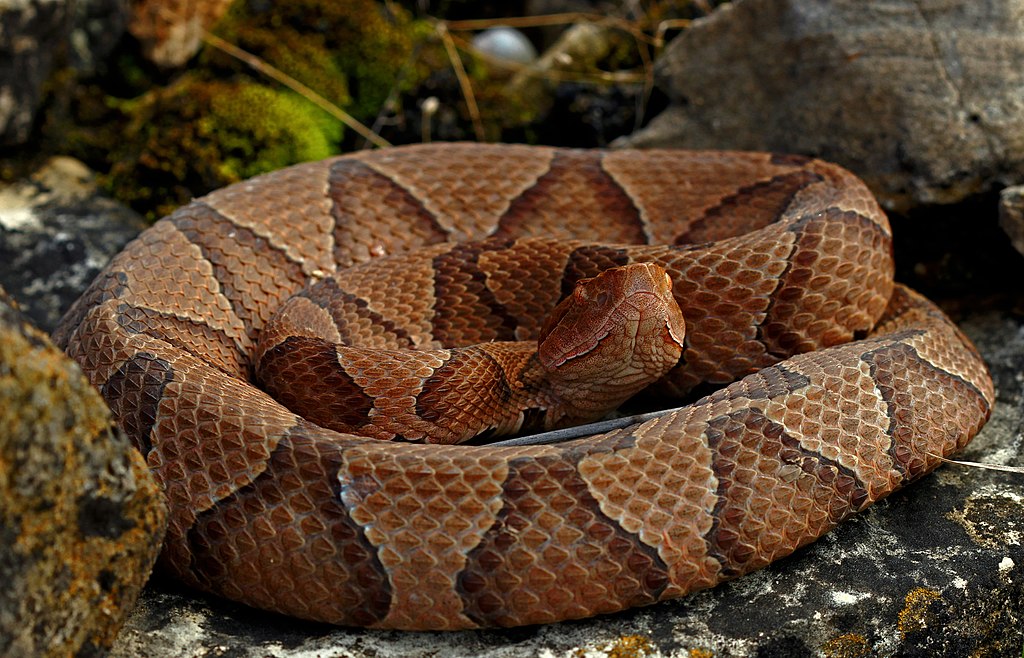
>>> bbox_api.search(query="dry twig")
[201,30,392,149]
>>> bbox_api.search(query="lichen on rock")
[0,287,166,656]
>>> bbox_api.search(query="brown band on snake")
[415,349,515,423]
[170,203,310,340]
[864,338,991,483]
[673,169,826,245]
[702,407,869,577]
[430,241,522,345]
[458,451,672,627]
[493,150,647,243]
[328,158,449,266]
[54,144,995,630]
[257,335,376,435]
[100,352,174,455]
[183,428,392,627]
[760,207,893,358]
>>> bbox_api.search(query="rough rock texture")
[620,0,1024,212]
[0,286,167,656]
[69,0,130,75]
[999,185,1024,259]
[102,306,1024,656]
[0,0,71,145]
[0,0,129,144]
[127,0,233,68]
[0,156,146,333]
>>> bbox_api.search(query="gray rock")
[0,0,70,145]
[0,285,167,656]
[68,0,129,75]
[999,185,1024,259]
[0,156,146,333]
[103,304,1024,656]
[125,0,232,68]
[0,0,129,144]
[620,0,1024,212]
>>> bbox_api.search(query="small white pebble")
[472,27,537,65]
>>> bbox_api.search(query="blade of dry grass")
[930,454,1024,474]
[201,30,392,149]
[435,21,486,142]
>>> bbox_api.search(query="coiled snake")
[54,144,993,630]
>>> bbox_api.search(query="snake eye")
[593,291,610,306]
[573,277,594,302]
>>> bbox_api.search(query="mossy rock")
[0,287,166,656]
[104,77,344,219]
[209,0,426,122]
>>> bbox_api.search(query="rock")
[0,0,130,143]
[0,156,147,334]
[0,286,167,656]
[127,0,233,68]
[472,27,538,65]
[103,304,1024,656]
[68,0,130,75]
[0,0,71,145]
[999,185,1024,259]
[620,0,1024,212]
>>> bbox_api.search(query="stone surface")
[0,0,129,144]
[620,0,1024,212]
[0,286,167,656]
[104,305,1024,657]
[999,185,1024,259]
[127,0,233,68]
[0,0,71,145]
[69,0,130,75]
[0,156,147,333]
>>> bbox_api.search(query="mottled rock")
[999,185,1024,259]
[0,156,146,333]
[127,0,233,68]
[0,0,71,145]
[620,0,1024,212]
[0,287,166,656]
[69,0,130,75]
[0,0,129,143]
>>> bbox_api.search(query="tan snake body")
[53,144,994,630]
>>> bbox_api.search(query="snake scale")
[54,143,994,630]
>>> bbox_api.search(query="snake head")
[536,262,686,406]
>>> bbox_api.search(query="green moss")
[102,77,344,219]
[202,82,342,181]
[40,0,434,220]
[209,0,425,122]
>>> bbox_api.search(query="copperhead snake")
[54,143,994,630]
